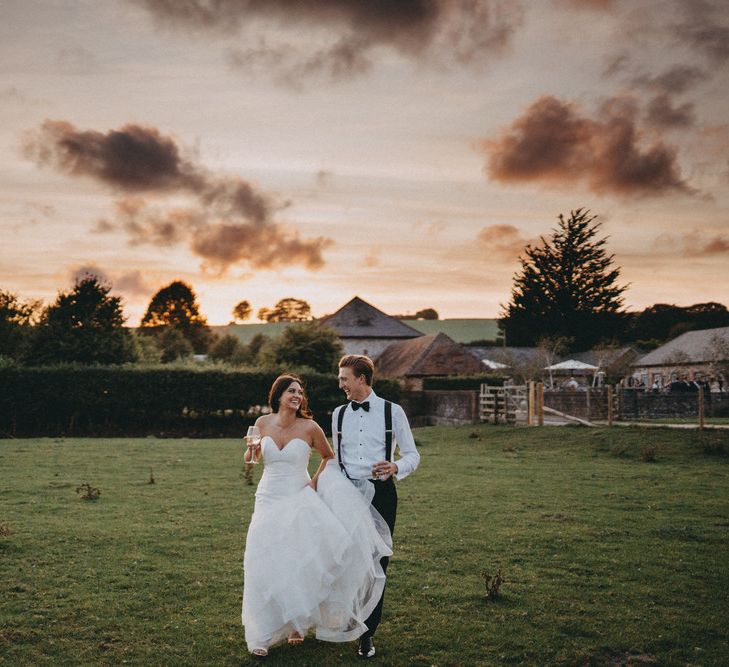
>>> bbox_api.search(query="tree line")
[0,279,342,371]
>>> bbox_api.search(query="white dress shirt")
[331,389,420,482]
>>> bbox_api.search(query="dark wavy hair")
[268,374,312,419]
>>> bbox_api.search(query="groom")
[333,354,420,659]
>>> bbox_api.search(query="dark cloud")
[134,0,524,82]
[645,93,696,128]
[476,224,532,260]
[655,230,729,256]
[114,270,153,296]
[23,120,207,193]
[26,120,332,273]
[191,222,332,274]
[480,94,696,197]
[553,0,617,10]
[674,0,729,64]
[69,264,153,296]
[70,264,110,285]
[633,64,709,94]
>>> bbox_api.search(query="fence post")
[607,385,613,426]
[698,385,705,431]
[537,382,544,426]
[528,381,535,426]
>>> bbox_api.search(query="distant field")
[2,426,728,665]
[213,318,499,345]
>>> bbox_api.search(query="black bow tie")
[351,400,370,412]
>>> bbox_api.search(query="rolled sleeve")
[392,404,420,481]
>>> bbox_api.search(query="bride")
[241,374,392,657]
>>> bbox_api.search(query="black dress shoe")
[358,636,375,659]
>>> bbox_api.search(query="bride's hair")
[268,374,313,419]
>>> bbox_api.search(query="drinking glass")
[245,426,262,464]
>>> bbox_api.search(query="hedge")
[0,366,403,438]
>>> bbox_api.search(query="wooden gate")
[479,385,526,424]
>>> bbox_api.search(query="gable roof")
[376,332,484,377]
[469,346,543,367]
[570,347,641,369]
[634,326,729,366]
[319,296,423,339]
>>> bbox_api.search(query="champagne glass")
[245,426,262,464]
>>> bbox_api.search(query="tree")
[158,327,194,363]
[627,302,729,345]
[209,333,244,362]
[141,281,212,353]
[260,323,343,373]
[414,308,439,320]
[0,290,40,360]
[394,307,439,320]
[232,300,252,323]
[500,209,627,350]
[27,276,137,365]
[257,298,312,323]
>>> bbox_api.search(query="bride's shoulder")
[256,414,274,428]
[299,417,324,436]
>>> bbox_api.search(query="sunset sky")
[1,0,727,325]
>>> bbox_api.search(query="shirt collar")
[353,388,378,405]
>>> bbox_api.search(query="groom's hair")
[338,355,374,386]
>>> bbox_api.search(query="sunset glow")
[1,1,727,324]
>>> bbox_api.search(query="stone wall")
[403,390,479,427]
[543,390,610,421]
[543,388,729,420]
[618,390,729,419]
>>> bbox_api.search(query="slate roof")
[634,326,729,366]
[469,346,543,367]
[319,296,423,339]
[376,332,485,377]
[571,346,641,369]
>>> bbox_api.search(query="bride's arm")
[307,421,334,490]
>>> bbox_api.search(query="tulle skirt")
[242,460,392,651]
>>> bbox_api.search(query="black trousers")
[363,477,397,638]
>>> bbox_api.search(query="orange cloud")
[480,95,696,197]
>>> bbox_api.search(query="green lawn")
[2,427,728,666]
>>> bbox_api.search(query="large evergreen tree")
[141,281,212,353]
[27,276,137,365]
[500,209,627,350]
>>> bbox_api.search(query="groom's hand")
[372,461,397,481]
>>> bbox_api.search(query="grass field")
[2,426,729,666]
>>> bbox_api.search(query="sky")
[1,0,727,325]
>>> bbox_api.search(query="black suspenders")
[336,400,393,480]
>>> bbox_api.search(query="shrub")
[481,568,504,601]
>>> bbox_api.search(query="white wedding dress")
[242,436,392,652]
